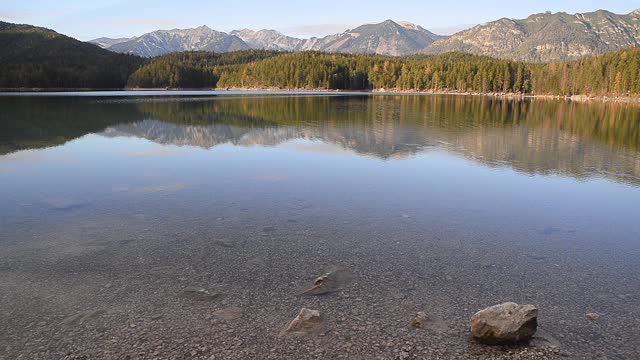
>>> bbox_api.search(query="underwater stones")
[470,302,538,344]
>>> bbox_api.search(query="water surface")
[1,94,639,359]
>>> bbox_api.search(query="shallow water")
[1,93,639,359]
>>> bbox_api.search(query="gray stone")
[470,302,538,344]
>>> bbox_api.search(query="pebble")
[586,312,601,321]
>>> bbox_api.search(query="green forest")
[0,21,143,88]
[1,19,640,96]
[127,49,640,96]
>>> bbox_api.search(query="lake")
[1,93,639,359]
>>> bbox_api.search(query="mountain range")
[90,9,640,62]
[92,20,441,57]
[424,9,640,62]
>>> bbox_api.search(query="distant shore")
[2,87,640,104]
[217,87,640,104]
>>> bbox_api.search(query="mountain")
[0,21,143,88]
[89,36,135,48]
[300,20,444,56]
[89,9,640,60]
[423,9,640,62]
[105,26,250,57]
[95,20,443,57]
[230,29,304,51]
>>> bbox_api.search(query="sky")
[1,0,640,41]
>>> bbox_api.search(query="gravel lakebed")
[1,200,639,359]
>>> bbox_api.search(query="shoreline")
[2,86,640,104]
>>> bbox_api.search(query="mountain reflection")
[1,95,639,185]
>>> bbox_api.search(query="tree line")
[127,49,640,96]
[0,22,143,89]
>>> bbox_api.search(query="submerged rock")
[213,306,243,321]
[282,308,324,336]
[43,197,88,210]
[301,268,352,296]
[411,312,429,328]
[302,273,335,295]
[586,312,601,321]
[180,287,220,301]
[411,311,449,333]
[470,302,538,344]
[530,328,561,349]
[213,239,235,248]
[61,309,106,326]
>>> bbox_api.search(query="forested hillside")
[128,49,640,96]
[126,50,280,88]
[1,18,639,97]
[0,21,143,88]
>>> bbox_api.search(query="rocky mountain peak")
[398,21,420,30]
[229,28,303,51]
[379,19,404,29]
[232,28,255,36]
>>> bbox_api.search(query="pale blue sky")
[1,0,640,40]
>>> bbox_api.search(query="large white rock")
[470,302,538,344]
